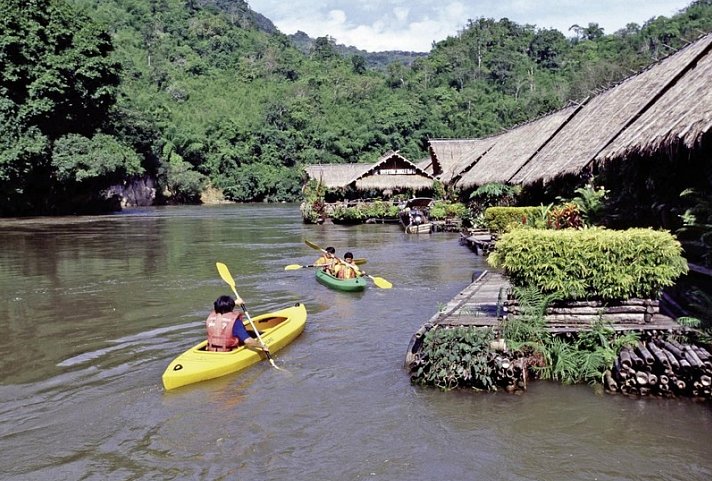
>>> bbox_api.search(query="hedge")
[487,228,688,301]
[484,206,541,233]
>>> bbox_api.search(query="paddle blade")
[284,264,304,271]
[354,258,367,266]
[216,262,235,286]
[304,239,323,251]
[370,275,393,289]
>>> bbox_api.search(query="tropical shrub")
[429,200,468,220]
[483,206,541,233]
[547,202,584,229]
[488,228,688,301]
[331,205,367,223]
[469,182,521,213]
[569,183,608,226]
[677,188,712,267]
[362,200,400,219]
[503,287,639,384]
[410,326,497,390]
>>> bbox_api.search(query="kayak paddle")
[303,240,392,289]
[284,258,366,271]
[215,262,282,370]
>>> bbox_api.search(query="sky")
[246,0,694,52]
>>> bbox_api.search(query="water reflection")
[0,205,710,481]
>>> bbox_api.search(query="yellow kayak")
[162,303,307,390]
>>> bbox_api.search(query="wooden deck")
[459,229,495,255]
[427,270,508,327]
[424,270,684,333]
[406,270,688,369]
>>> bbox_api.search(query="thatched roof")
[304,152,434,191]
[415,158,434,175]
[456,106,579,188]
[304,164,371,188]
[510,33,712,184]
[353,151,434,190]
[436,138,500,184]
[598,36,712,160]
[427,139,481,178]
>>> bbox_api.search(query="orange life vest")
[336,262,360,279]
[206,311,242,352]
[315,255,336,273]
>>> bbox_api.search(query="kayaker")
[206,295,269,353]
[335,252,362,279]
[315,246,337,274]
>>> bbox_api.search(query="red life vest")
[206,311,242,352]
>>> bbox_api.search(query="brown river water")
[0,204,710,481]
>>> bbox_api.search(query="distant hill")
[194,0,279,33]
[287,30,427,70]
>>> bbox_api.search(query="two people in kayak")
[206,295,269,353]
[314,247,363,279]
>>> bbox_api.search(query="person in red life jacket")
[335,251,362,280]
[206,295,269,352]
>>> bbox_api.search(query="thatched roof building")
[427,139,482,179]
[303,151,434,192]
[597,37,712,160]
[304,164,372,188]
[510,33,712,185]
[436,138,500,184]
[430,33,711,190]
[353,151,434,190]
[415,158,435,175]
[456,106,579,188]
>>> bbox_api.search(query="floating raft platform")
[417,270,685,333]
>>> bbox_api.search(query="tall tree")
[0,0,135,215]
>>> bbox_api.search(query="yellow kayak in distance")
[162,303,307,390]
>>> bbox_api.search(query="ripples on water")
[0,204,710,481]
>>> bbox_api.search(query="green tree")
[0,0,125,214]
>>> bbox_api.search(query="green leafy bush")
[330,201,399,223]
[483,206,541,233]
[331,205,367,223]
[488,228,688,301]
[362,200,399,218]
[429,200,468,220]
[410,326,496,390]
[569,184,608,226]
[504,287,639,384]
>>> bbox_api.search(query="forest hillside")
[2,0,711,215]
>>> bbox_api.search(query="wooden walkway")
[424,270,684,333]
[406,270,687,368]
[427,270,508,328]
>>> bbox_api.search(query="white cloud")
[393,7,409,24]
[327,9,347,25]
[248,0,694,52]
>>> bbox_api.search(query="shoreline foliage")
[2,0,711,214]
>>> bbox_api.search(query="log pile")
[505,298,659,324]
[486,350,542,393]
[606,339,712,400]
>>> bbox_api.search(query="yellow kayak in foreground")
[162,303,307,390]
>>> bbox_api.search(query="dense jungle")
[2,0,712,215]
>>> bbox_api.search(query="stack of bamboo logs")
[606,339,712,399]
[505,298,659,324]
[486,350,535,393]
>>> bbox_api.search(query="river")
[0,204,710,481]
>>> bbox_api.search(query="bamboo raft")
[406,270,705,397]
[606,339,712,399]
